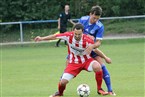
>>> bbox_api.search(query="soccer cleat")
[49,95,59,97]
[49,91,63,97]
[97,88,108,96]
[108,91,116,96]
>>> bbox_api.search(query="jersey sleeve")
[58,13,62,18]
[95,25,104,40]
[78,17,83,24]
[55,32,70,41]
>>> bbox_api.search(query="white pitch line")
[0,35,144,46]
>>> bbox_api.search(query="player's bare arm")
[58,18,60,29]
[92,40,101,48]
[34,35,56,42]
[83,45,94,55]
[94,49,112,64]
[84,40,101,54]
[68,19,76,25]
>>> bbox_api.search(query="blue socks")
[102,64,112,92]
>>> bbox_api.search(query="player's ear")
[89,13,92,16]
[82,29,84,32]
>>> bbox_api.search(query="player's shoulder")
[80,16,89,20]
[55,31,73,38]
[64,31,74,36]
[83,34,94,43]
[59,12,65,16]
[95,20,104,28]
[59,13,63,17]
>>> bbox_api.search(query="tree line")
[0,0,145,22]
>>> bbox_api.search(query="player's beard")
[75,36,81,41]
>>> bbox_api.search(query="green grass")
[0,38,145,97]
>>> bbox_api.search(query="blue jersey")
[79,16,104,41]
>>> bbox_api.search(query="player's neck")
[74,35,82,42]
[89,19,93,25]
[65,10,69,14]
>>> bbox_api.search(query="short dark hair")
[59,2,70,9]
[72,23,84,31]
[90,5,102,16]
[61,3,70,9]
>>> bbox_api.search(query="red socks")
[95,71,103,90]
[58,82,66,95]
[57,71,102,95]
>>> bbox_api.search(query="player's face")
[89,13,100,24]
[65,5,70,11]
[74,29,83,41]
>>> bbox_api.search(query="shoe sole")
[98,92,108,96]
[49,95,60,97]
[108,93,116,96]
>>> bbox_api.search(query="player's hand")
[105,57,112,64]
[34,36,42,42]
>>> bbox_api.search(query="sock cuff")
[95,70,103,75]
[101,64,106,68]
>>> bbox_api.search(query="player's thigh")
[64,63,82,77]
[94,56,104,65]
[91,51,104,65]
[91,61,102,72]
[85,59,101,72]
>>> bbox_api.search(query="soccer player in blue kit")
[78,5,116,96]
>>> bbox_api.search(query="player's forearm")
[58,18,60,27]
[94,48,112,64]
[35,35,57,42]
[91,40,101,49]
[41,35,56,40]
[69,19,76,25]
[94,48,107,59]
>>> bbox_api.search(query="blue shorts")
[90,51,99,58]
[66,51,98,59]
[66,55,69,59]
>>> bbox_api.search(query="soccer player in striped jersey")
[34,23,110,97]
[78,5,116,96]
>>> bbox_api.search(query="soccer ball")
[77,84,90,97]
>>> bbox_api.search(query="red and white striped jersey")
[55,32,94,64]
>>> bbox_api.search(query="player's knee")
[92,61,102,72]
[60,79,69,86]
[95,56,104,65]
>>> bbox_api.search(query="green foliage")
[102,18,145,34]
[0,19,144,43]
[1,0,61,22]
[0,0,145,22]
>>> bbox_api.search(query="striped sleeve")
[55,32,71,41]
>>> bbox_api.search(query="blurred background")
[0,0,145,43]
[0,1,145,97]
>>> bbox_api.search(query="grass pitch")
[0,38,144,97]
